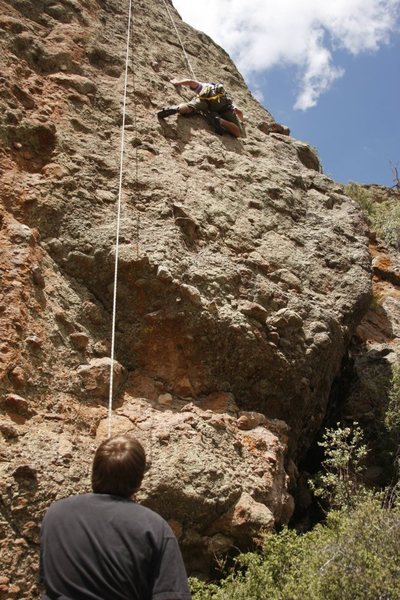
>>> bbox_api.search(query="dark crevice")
[290,351,357,531]
[291,337,398,531]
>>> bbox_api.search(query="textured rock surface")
[0,0,372,594]
[338,236,400,483]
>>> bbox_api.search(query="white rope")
[161,0,196,79]
[108,0,193,438]
[108,0,134,439]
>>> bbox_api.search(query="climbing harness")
[108,0,134,439]
[198,83,234,111]
[160,0,196,79]
[200,92,225,101]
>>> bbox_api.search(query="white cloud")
[172,0,400,109]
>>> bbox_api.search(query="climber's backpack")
[197,82,233,113]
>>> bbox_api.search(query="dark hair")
[91,435,146,498]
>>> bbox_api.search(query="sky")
[172,0,400,187]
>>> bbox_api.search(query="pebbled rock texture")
[338,232,400,484]
[0,0,371,593]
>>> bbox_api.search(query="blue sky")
[172,0,400,187]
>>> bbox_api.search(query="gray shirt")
[40,493,192,600]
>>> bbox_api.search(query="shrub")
[384,363,400,497]
[345,183,375,219]
[386,363,400,442]
[345,182,400,248]
[191,424,400,600]
[311,423,368,510]
[373,202,400,249]
[191,499,400,600]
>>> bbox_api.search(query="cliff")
[0,0,372,595]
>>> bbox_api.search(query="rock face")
[0,0,371,594]
[337,236,400,483]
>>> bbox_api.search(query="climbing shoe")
[157,106,178,119]
[210,115,227,135]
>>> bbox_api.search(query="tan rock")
[69,332,90,350]
[8,366,27,388]
[0,419,19,438]
[49,73,97,95]
[198,391,238,414]
[207,492,274,543]
[96,415,135,441]
[158,393,173,406]
[41,163,67,178]
[2,394,35,417]
[77,358,125,400]
[237,411,267,430]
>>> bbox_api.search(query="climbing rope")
[107,0,194,438]
[108,0,134,439]
[161,0,196,80]
[132,35,140,262]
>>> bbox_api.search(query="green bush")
[191,499,400,600]
[311,423,368,510]
[345,183,375,218]
[384,363,400,491]
[374,202,400,249]
[191,424,400,600]
[386,363,400,441]
[345,182,400,248]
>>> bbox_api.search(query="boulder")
[77,358,125,400]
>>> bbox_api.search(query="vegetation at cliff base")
[386,362,400,445]
[190,423,400,600]
[345,181,400,248]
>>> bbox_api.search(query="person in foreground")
[39,435,192,600]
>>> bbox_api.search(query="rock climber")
[39,435,192,600]
[157,78,244,138]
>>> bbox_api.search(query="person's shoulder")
[44,493,92,515]
[55,492,92,505]
[128,502,174,533]
[128,501,166,521]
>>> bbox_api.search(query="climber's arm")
[170,78,200,91]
